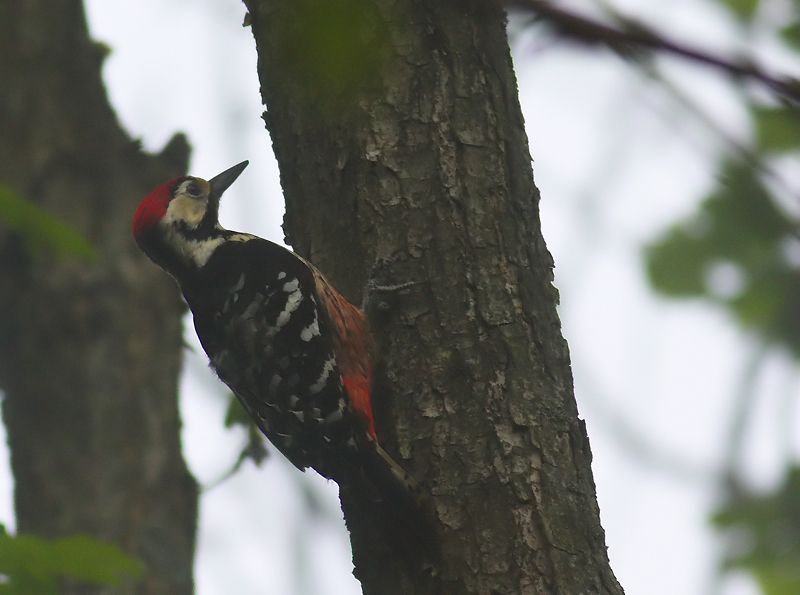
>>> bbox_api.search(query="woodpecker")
[132,161,414,495]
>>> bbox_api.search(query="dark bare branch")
[509,0,800,104]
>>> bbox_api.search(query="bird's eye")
[186,181,203,197]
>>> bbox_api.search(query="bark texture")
[245,0,623,593]
[0,2,197,593]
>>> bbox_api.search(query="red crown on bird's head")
[132,177,187,239]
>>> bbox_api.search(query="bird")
[131,160,415,498]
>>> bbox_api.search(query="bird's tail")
[369,441,419,496]
[340,437,438,564]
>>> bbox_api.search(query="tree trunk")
[244,1,623,594]
[0,2,197,593]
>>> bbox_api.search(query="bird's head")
[132,160,249,274]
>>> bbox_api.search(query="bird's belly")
[204,325,351,470]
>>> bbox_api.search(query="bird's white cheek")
[164,196,207,228]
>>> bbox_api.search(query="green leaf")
[646,159,790,295]
[752,106,800,153]
[713,468,800,595]
[222,394,268,467]
[718,0,760,20]
[780,21,800,50]
[0,185,97,261]
[223,393,251,428]
[756,569,800,595]
[645,159,800,353]
[0,530,142,591]
[646,226,710,297]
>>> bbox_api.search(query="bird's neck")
[141,224,255,284]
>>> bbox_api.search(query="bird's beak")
[208,160,249,204]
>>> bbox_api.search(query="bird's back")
[181,237,360,476]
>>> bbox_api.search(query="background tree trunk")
[0,1,197,593]
[245,0,623,593]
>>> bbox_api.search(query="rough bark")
[0,2,197,593]
[245,1,623,594]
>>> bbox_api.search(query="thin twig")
[719,344,768,492]
[633,59,800,207]
[704,344,767,595]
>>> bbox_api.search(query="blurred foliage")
[720,0,760,20]
[753,106,800,153]
[775,0,800,52]
[0,185,96,262]
[782,21,800,51]
[0,524,142,594]
[713,468,800,595]
[632,0,800,593]
[266,0,391,114]
[645,0,800,354]
[646,157,800,352]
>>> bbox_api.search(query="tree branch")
[509,0,800,104]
